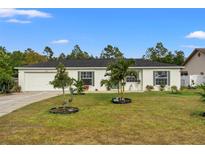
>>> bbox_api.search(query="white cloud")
[51,39,69,44]
[186,31,205,39]
[6,18,31,24]
[0,8,51,18]
[181,45,201,49]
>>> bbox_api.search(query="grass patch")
[1,91,205,144]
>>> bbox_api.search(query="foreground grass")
[1,90,205,144]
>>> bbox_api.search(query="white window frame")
[126,76,137,82]
[79,71,94,86]
[154,71,170,86]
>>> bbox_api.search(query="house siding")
[182,51,205,75]
[18,67,181,92]
[142,68,181,91]
[68,69,107,91]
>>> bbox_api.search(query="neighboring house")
[181,48,205,87]
[16,59,182,92]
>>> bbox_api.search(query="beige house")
[16,59,182,92]
[181,48,205,86]
[182,48,205,75]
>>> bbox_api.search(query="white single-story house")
[181,48,205,87]
[16,59,183,92]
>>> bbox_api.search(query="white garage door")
[24,72,58,91]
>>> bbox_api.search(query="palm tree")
[105,59,138,98]
[73,79,84,95]
[100,79,117,91]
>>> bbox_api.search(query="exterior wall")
[142,68,181,91]
[182,52,205,75]
[18,68,110,92]
[125,70,142,91]
[181,76,189,87]
[67,69,107,91]
[18,70,25,91]
[18,67,181,92]
[181,75,205,87]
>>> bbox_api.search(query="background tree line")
[142,42,185,65]
[0,44,125,76]
[0,42,185,93]
[0,42,185,92]
[0,42,185,75]
[1,42,185,77]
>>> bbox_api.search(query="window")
[154,71,170,86]
[79,72,94,86]
[126,76,137,82]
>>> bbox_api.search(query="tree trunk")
[68,86,73,107]
[117,82,120,96]
[122,80,125,98]
[120,80,123,98]
[62,87,66,107]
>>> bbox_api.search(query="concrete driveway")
[0,91,61,117]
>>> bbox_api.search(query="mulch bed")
[112,97,132,104]
[49,106,79,114]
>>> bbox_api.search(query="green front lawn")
[1,90,205,144]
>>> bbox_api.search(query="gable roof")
[183,48,205,66]
[21,58,181,68]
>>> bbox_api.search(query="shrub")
[191,110,205,117]
[0,73,14,93]
[159,84,165,91]
[188,85,197,89]
[197,83,205,101]
[180,86,187,91]
[191,80,195,87]
[146,85,154,91]
[171,85,179,94]
[11,84,21,93]
[73,79,84,95]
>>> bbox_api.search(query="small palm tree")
[100,79,115,91]
[73,79,84,95]
[105,59,138,98]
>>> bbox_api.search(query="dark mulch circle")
[73,93,85,95]
[112,97,132,104]
[49,106,79,114]
[202,112,205,117]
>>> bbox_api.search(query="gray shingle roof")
[23,59,180,68]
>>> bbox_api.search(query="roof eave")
[15,66,184,70]
[183,48,199,66]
